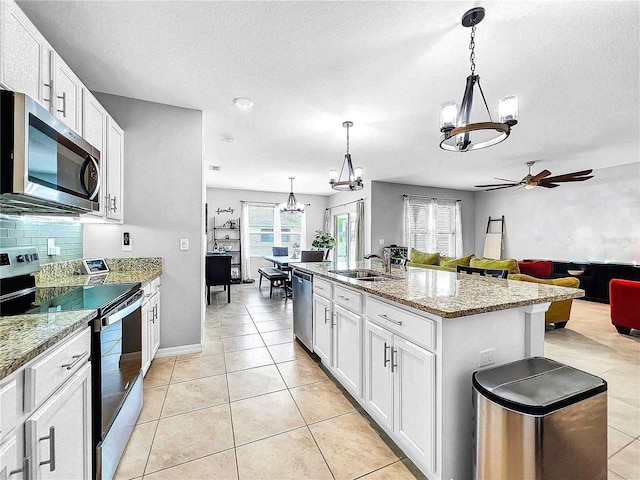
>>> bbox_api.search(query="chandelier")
[329,121,363,191]
[279,177,305,213]
[439,7,518,152]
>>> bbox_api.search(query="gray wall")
[0,215,83,262]
[370,181,476,256]
[474,163,640,263]
[83,94,204,351]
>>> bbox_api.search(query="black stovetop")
[0,283,140,317]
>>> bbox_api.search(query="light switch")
[122,232,132,251]
[179,238,189,251]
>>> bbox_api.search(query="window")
[404,197,462,257]
[247,205,305,256]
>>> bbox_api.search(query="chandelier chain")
[345,123,350,155]
[469,24,477,75]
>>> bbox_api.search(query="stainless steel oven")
[92,289,144,480]
[0,90,101,214]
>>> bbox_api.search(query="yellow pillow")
[409,248,439,265]
[470,257,520,275]
[439,254,474,269]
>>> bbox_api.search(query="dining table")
[263,255,301,267]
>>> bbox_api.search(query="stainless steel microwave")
[1,91,101,214]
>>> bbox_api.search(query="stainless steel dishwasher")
[292,269,313,350]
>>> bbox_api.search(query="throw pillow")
[439,254,475,269]
[518,260,552,279]
[409,248,439,265]
[470,257,521,275]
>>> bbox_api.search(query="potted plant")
[311,230,335,260]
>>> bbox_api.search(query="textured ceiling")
[18,1,640,195]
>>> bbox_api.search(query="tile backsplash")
[0,215,83,263]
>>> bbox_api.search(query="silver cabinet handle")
[61,351,88,370]
[391,348,398,373]
[39,426,56,471]
[383,342,390,368]
[338,295,349,301]
[378,313,402,326]
[324,307,329,324]
[9,456,30,477]
[43,82,52,105]
[105,193,112,212]
[112,196,117,213]
[56,91,66,117]
[332,311,337,326]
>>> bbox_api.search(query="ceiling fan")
[475,161,594,191]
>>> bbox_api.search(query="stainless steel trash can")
[472,357,607,480]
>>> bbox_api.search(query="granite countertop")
[36,269,162,288]
[293,261,585,319]
[0,309,97,380]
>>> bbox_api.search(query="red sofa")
[610,279,640,334]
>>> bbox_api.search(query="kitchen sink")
[328,269,397,281]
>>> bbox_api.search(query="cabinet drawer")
[151,277,161,292]
[143,283,153,303]
[367,298,435,351]
[24,328,91,411]
[313,278,332,299]
[0,379,19,440]
[333,285,362,314]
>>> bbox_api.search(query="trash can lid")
[473,357,607,416]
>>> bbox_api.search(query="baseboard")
[155,343,202,357]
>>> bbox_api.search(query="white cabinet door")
[105,117,124,221]
[25,363,91,480]
[0,432,25,480]
[312,294,332,366]
[364,321,394,430]
[141,301,151,376]
[0,1,52,110]
[333,304,362,398]
[150,291,160,360]
[393,337,435,473]
[51,53,82,133]
[81,89,108,217]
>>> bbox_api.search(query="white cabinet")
[332,304,362,398]
[51,53,83,134]
[142,277,162,376]
[25,363,91,480]
[82,90,108,217]
[364,319,436,474]
[0,0,52,111]
[312,294,333,366]
[105,117,124,221]
[0,432,25,480]
[364,320,393,430]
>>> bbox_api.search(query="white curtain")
[300,211,307,249]
[355,200,365,260]
[455,200,464,256]
[240,202,251,281]
[273,206,282,247]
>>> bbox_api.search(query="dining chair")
[456,265,509,279]
[272,246,289,256]
[300,250,325,262]
[206,254,232,304]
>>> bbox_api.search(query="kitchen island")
[293,261,584,480]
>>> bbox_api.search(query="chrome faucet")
[364,252,393,274]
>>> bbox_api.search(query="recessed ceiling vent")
[209,165,222,171]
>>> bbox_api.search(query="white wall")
[206,187,329,278]
[84,93,204,351]
[369,181,476,256]
[474,163,640,263]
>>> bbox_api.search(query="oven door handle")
[102,292,144,327]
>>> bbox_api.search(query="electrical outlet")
[379,239,385,245]
[179,238,189,251]
[479,348,495,367]
[122,232,132,252]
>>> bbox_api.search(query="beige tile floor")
[115,286,640,480]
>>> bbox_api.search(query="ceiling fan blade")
[485,185,518,191]
[538,183,560,188]
[475,183,519,188]
[493,177,518,183]
[543,170,593,182]
[541,176,594,184]
[529,169,552,183]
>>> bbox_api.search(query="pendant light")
[279,177,305,213]
[439,7,518,152]
[329,121,364,191]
